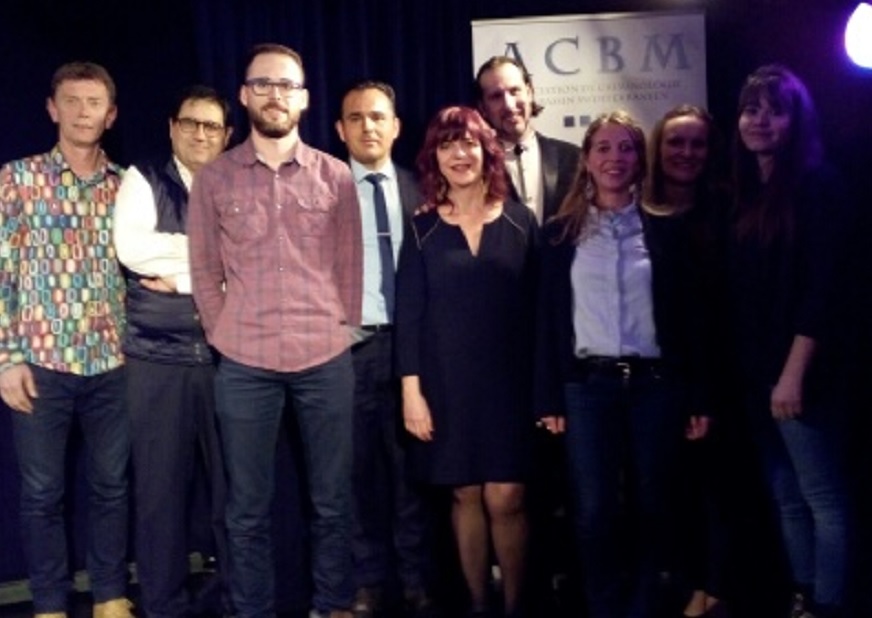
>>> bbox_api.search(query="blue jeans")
[215,352,354,618]
[10,365,129,612]
[744,381,849,607]
[563,367,685,618]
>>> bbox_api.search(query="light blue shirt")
[349,158,404,326]
[570,202,661,359]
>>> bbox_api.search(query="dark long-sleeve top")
[728,164,852,386]
[534,205,698,417]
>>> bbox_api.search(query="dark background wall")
[1,0,869,184]
[1,0,870,590]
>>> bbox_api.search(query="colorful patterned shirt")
[0,146,126,376]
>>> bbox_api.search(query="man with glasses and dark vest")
[113,85,232,618]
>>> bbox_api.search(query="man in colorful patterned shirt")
[0,62,132,618]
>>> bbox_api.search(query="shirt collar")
[172,155,195,191]
[349,157,396,184]
[48,145,121,181]
[232,135,313,168]
[502,131,538,160]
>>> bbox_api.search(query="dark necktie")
[365,173,395,321]
[513,143,529,203]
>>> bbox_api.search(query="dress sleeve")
[533,223,567,417]
[793,166,851,342]
[395,216,427,376]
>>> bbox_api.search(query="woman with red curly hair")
[395,105,539,617]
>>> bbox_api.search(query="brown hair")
[474,56,544,117]
[244,43,305,84]
[50,62,116,103]
[551,110,647,244]
[733,64,822,244]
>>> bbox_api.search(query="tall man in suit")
[475,56,580,224]
[335,81,432,618]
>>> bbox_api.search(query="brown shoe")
[93,598,134,618]
[35,613,67,618]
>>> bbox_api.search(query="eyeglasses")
[244,78,304,97]
[175,117,225,137]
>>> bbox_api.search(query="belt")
[572,355,662,382]
[361,324,393,333]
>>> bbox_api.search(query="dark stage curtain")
[1,1,870,609]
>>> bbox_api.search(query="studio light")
[846,3,872,69]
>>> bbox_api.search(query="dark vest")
[121,158,212,365]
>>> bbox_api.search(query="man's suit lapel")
[538,133,558,208]
[396,168,421,223]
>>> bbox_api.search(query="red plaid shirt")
[187,138,362,372]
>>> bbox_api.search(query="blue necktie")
[365,173,395,321]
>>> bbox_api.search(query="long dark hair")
[551,110,646,244]
[733,64,822,244]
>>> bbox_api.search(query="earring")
[584,177,595,201]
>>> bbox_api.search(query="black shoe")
[403,587,437,617]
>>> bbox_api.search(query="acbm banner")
[471,10,707,144]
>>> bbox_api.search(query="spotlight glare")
[846,3,872,69]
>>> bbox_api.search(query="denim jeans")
[744,380,849,607]
[215,352,354,618]
[10,365,129,612]
[563,367,685,618]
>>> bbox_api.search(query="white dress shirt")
[113,157,194,293]
[504,133,544,223]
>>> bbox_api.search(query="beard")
[248,102,300,138]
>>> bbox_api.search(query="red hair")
[416,105,508,207]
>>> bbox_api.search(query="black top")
[727,164,852,386]
[395,200,539,485]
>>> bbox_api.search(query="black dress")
[395,199,538,485]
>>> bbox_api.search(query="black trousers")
[127,357,228,618]
[351,331,429,593]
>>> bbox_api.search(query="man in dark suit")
[335,81,432,618]
[475,56,580,224]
